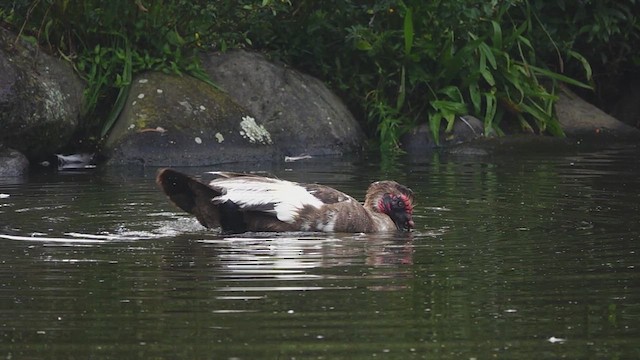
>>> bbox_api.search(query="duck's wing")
[209,177,354,223]
[302,183,357,204]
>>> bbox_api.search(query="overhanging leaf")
[403,7,414,56]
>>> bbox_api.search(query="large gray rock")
[200,50,365,156]
[0,147,29,177]
[104,72,276,166]
[556,85,640,140]
[105,51,366,166]
[0,28,85,160]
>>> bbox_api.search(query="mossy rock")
[104,72,277,166]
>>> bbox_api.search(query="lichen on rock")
[239,116,272,144]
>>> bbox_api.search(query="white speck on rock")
[215,132,224,143]
[239,116,272,144]
[128,124,135,130]
[178,101,193,114]
[138,79,148,84]
[132,101,137,106]
[199,105,206,111]
[137,93,145,99]
[157,89,163,94]
[194,137,202,144]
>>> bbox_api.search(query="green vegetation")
[1,0,637,153]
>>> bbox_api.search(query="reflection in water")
[198,233,418,294]
[0,145,639,358]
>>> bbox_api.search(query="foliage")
[2,0,635,152]
[245,1,595,152]
[526,0,640,108]
[0,0,285,141]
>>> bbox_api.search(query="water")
[1,145,639,359]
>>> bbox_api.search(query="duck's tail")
[156,168,222,228]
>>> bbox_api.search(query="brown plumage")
[156,168,414,233]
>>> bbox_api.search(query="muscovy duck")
[156,168,414,233]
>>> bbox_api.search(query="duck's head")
[366,181,415,231]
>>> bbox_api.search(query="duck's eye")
[394,198,404,208]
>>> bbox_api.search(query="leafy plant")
[2,0,634,154]
[243,0,596,153]
[1,0,273,142]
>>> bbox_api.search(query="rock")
[104,51,367,167]
[0,147,29,177]
[611,80,640,129]
[401,115,485,154]
[200,50,365,156]
[555,85,640,140]
[0,28,85,161]
[104,72,276,166]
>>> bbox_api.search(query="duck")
[156,168,415,233]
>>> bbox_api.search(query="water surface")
[1,145,639,359]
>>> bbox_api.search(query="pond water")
[1,144,639,359]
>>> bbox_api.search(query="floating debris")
[285,154,313,162]
[55,153,96,170]
[138,127,167,134]
[547,336,566,344]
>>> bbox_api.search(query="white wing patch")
[209,176,324,223]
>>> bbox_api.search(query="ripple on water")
[1,147,639,359]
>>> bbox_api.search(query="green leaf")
[438,85,463,102]
[469,83,481,114]
[444,112,456,133]
[517,35,533,49]
[44,19,53,43]
[166,30,185,46]
[523,62,593,89]
[479,42,497,69]
[516,114,535,133]
[519,102,550,130]
[355,40,372,51]
[568,50,593,81]
[403,7,414,56]
[397,66,406,110]
[480,67,495,86]
[431,100,463,114]
[546,117,566,137]
[428,113,442,145]
[491,20,502,49]
[484,91,497,135]
[101,43,132,138]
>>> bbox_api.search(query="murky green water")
[1,145,639,359]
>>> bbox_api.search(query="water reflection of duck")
[156,168,414,233]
